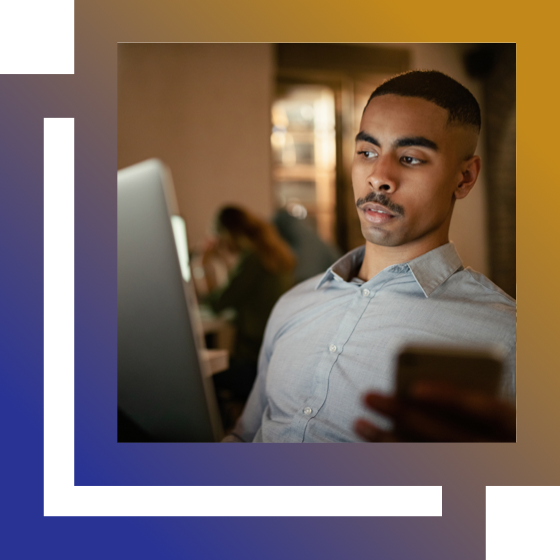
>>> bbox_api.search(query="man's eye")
[401,156,423,165]
[357,150,376,159]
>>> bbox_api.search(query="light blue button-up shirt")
[227,243,516,443]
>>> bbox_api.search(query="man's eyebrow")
[394,136,439,151]
[355,131,439,152]
[355,131,380,146]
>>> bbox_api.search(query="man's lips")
[359,202,398,224]
[360,202,396,216]
[355,192,404,217]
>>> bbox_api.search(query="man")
[224,70,516,443]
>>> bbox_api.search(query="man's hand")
[354,382,516,442]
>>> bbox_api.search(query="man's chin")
[361,225,401,248]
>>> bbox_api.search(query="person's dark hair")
[366,70,481,131]
[217,206,296,275]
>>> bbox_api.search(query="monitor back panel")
[118,159,222,442]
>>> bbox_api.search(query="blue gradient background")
[2,1,558,559]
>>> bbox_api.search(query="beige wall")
[373,43,489,276]
[118,43,274,249]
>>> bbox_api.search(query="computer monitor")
[118,159,222,442]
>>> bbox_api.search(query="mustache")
[356,192,405,217]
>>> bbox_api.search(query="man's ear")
[454,155,481,200]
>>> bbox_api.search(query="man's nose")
[367,155,397,193]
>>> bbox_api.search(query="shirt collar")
[407,243,464,297]
[316,246,365,288]
[316,242,463,297]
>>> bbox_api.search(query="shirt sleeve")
[500,336,516,404]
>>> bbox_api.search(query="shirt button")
[362,288,370,297]
[329,344,337,353]
[303,407,313,415]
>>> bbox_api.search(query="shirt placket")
[288,280,380,442]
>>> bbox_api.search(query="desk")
[201,348,229,376]
[197,305,233,376]
[199,304,235,356]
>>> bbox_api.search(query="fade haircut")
[366,70,481,131]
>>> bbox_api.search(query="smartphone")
[395,345,503,400]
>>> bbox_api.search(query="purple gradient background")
[1,4,549,560]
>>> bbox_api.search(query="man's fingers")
[354,419,397,442]
[411,382,516,434]
[363,392,398,417]
[395,406,496,442]
[360,387,516,442]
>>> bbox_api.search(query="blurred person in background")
[201,205,295,429]
[273,207,341,284]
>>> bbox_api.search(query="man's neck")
[357,238,449,281]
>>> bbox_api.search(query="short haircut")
[366,70,481,131]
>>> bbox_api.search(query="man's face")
[352,94,478,255]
